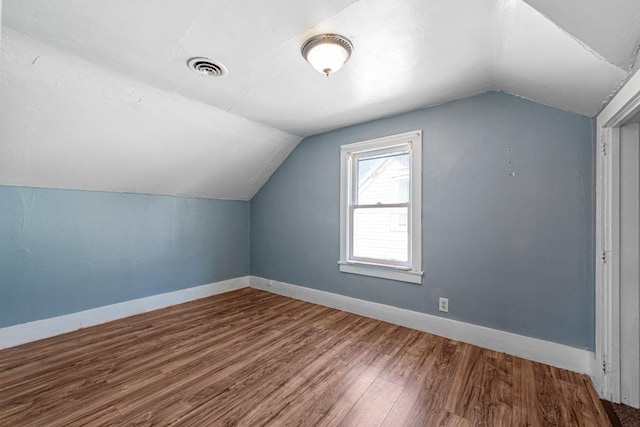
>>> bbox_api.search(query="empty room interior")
[2,0,640,425]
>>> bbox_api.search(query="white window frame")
[338,130,423,284]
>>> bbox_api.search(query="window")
[339,130,423,284]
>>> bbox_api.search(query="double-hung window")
[339,130,423,284]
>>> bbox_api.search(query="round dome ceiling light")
[301,34,353,76]
[187,57,228,77]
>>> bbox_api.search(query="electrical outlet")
[439,297,449,313]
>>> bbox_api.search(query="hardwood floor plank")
[399,339,467,425]
[476,350,513,426]
[582,375,612,426]
[176,318,383,425]
[378,329,427,386]
[381,336,453,426]
[314,365,383,427]
[0,288,609,426]
[338,377,403,427]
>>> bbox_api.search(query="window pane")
[353,207,408,262]
[357,152,410,205]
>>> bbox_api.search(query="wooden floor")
[0,288,609,426]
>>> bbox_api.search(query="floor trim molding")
[1,274,596,381]
[0,276,250,349]
[250,276,595,377]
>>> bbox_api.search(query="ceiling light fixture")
[301,34,353,76]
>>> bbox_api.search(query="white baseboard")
[0,276,250,350]
[1,274,596,381]
[250,276,595,377]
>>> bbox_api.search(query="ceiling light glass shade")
[302,34,353,76]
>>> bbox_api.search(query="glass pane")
[357,152,410,205]
[353,207,408,262]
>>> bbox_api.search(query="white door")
[620,121,640,408]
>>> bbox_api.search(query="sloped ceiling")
[1,0,639,200]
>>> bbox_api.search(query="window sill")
[338,261,423,284]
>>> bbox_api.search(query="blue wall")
[251,92,595,350]
[0,186,250,327]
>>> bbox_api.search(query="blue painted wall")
[250,92,595,350]
[0,186,249,327]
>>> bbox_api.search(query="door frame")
[596,69,640,401]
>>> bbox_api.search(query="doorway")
[619,121,640,408]
[596,71,640,407]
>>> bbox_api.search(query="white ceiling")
[0,29,300,200]
[523,0,640,70]
[1,0,639,199]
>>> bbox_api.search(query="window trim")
[339,130,423,284]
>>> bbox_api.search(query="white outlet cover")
[439,297,449,313]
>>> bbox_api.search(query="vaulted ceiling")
[1,0,639,200]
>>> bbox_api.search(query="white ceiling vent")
[187,57,228,77]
